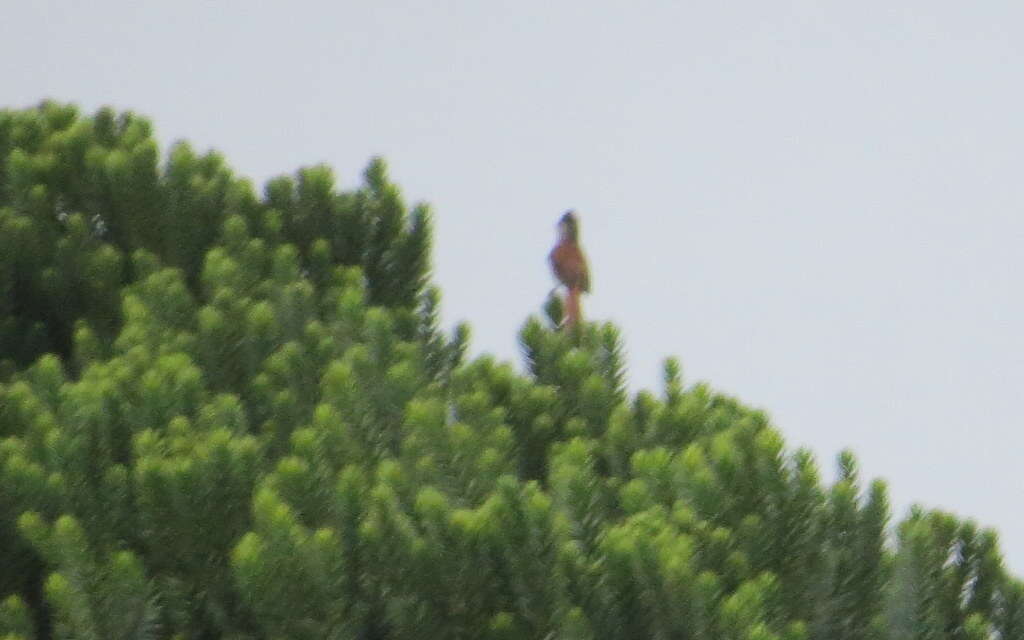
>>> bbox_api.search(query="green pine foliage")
[0,100,1021,639]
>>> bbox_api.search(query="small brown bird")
[548,210,590,328]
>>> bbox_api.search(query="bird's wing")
[550,244,589,292]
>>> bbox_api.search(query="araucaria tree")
[0,101,1020,640]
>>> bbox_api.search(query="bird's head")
[558,210,580,242]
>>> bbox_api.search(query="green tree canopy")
[0,101,1020,640]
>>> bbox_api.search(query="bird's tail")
[565,286,582,328]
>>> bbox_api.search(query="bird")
[548,210,590,328]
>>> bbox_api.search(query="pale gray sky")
[4,1,1023,571]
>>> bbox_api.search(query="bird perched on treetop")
[548,210,590,328]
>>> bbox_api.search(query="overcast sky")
[4,1,1023,571]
